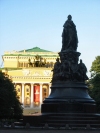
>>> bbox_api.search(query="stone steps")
[40,113,100,128]
[46,120,100,124]
[42,123,100,129]
[48,116,99,120]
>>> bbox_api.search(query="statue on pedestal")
[24,15,98,127]
[41,14,97,124]
[51,15,88,83]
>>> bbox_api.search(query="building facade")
[2,47,58,115]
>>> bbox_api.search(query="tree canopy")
[0,71,23,119]
[88,56,100,112]
[90,56,100,77]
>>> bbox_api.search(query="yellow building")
[2,47,58,115]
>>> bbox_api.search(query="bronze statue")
[28,58,33,67]
[51,14,88,83]
[78,59,88,80]
[51,58,61,82]
[41,15,97,124]
[28,56,46,67]
[61,15,78,51]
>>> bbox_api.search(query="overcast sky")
[0,0,100,77]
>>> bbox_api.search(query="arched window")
[42,84,49,101]
[24,84,31,107]
[15,84,22,103]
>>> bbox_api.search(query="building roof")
[3,46,58,57]
[20,47,52,52]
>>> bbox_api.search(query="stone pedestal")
[41,82,96,113]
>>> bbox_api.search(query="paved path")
[0,129,100,133]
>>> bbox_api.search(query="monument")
[41,15,96,114]
[23,15,100,128]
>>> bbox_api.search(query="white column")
[39,83,43,107]
[49,83,51,95]
[22,83,24,108]
[31,83,34,108]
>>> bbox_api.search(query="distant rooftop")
[3,46,58,57]
[20,47,52,52]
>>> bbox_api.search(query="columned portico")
[15,82,52,114]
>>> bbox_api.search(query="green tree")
[0,71,23,119]
[88,74,100,112]
[90,56,100,77]
[88,56,100,112]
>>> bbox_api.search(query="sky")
[0,0,100,77]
